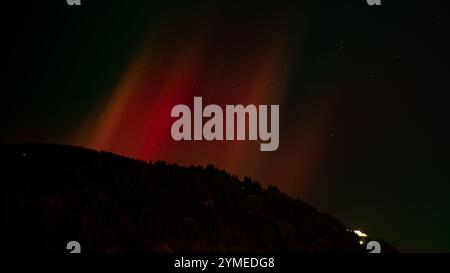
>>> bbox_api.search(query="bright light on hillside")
[353,230,368,238]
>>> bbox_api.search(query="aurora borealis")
[2,0,450,251]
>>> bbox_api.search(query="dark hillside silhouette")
[0,143,395,253]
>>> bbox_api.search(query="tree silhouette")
[0,143,394,253]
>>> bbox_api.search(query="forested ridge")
[1,143,392,253]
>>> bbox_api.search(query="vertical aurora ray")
[74,3,338,198]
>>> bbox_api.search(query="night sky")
[2,0,449,252]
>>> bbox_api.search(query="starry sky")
[2,0,450,252]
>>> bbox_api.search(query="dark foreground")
[0,143,395,253]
